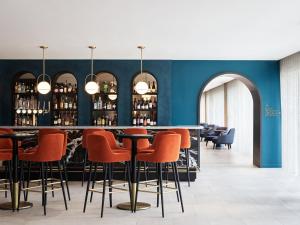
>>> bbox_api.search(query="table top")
[117,134,153,139]
[0,125,203,130]
[0,132,36,139]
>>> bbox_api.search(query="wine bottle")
[68,83,72,93]
[64,96,68,109]
[152,81,156,93]
[68,97,73,109]
[64,80,67,93]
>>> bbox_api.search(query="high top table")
[116,133,153,211]
[0,132,36,211]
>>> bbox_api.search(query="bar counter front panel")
[0,126,201,182]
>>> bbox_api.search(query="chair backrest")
[123,128,150,150]
[87,134,117,163]
[34,133,65,162]
[147,134,181,163]
[217,128,235,144]
[152,131,176,149]
[82,129,105,149]
[0,129,13,149]
[39,129,68,156]
[168,128,191,149]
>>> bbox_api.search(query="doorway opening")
[198,73,261,167]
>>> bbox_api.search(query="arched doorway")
[198,73,261,167]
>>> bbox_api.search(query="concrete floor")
[1,144,300,225]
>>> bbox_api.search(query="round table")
[116,133,153,211]
[0,132,36,211]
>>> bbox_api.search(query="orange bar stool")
[135,133,184,217]
[83,133,131,218]
[169,129,192,186]
[19,133,68,215]
[81,129,105,186]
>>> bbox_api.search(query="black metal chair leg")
[186,149,190,187]
[89,163,98,203]
[171,163,180,202]
[49,162,55,198]
[25,162,31,201]
[134,161,141,212]
[58,161,68,211]
[125,162,133,212]
[4,161,8,198]
[158,163,164,218]
[101,164,108,218]
[81,149,87,187]
[41,162,47,216]
[156,163,159,207]
[44,163,48,206]
[108,164,113,208]
[143,161,148,187]
[83,163,93,213]
[173,162,184,213]
[62,159,71,201]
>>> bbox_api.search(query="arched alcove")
[131,72,158,126]
[52,72,78,126]
[13,72,38,126]
[91,72,118,126]
[198,73,261,167]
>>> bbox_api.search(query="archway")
[198,73,261,167]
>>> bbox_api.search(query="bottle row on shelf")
[53,95,77,110]
[14,81,36,94]
[132,112,157,126]
[15,114,38,126]
[15,95,38,110]
[53,112,78,126]
[93,96,117,110]
[133,96,157,110]
[93,115,117,126]
[53,81,77,94]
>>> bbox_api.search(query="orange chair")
[169,129,191,186]
[81,129,105,186]
[19,133,68,215]
[123,128,151,151]
[0,151,12,199]
[83,133,131,218]
[135,133,184,217]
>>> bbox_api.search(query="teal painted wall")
[0,59,281,168]
[171,60,281,168]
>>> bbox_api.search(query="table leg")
[0,138,32,210]
[117,138,150,211]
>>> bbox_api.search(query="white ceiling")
[0,0,300,60]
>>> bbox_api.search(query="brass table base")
[0,201,33,210]
[117,202,151,211]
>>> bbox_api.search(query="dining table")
[116,133,153,211]
[0,132,36,211]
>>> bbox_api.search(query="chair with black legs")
[81,129,105,186]
[83,133,131,218]
[135,133,184,217]
[19,133,68,215]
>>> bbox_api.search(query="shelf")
[92,109,117,112]
[53,109,78,112]
[94,92,118,95]
[14,92,38,96]
[132,93,157,96]
[53,92,77,96]
[132,109,157,112]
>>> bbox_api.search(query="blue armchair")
[212,128,235,149]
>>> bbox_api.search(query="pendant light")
[85,45,99,95]
[108,76,117,100]
[135,46,149,95]
[37,45,51,94]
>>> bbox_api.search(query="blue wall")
[0,59,281,168]
[171,60,281,168]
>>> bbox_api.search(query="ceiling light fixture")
[85,45,99,95]
[135,46,149,95]
[37,45,51,94]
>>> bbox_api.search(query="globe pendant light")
[85,45,99,95]
[135,46,149,95]
[37,46,51,94]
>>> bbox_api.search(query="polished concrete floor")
[1,144,300,225]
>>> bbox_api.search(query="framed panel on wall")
[13,72,39,126]
[131,72,158,126]
[91,72,118,126]
[52,73,78,126]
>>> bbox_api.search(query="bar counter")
[0,126,201,182]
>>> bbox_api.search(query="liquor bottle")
[103,81,108,93]
[53,96,58,109]
[146,114,151,126]
[133,82,136,93]
[152,81,156,93]
[73,96,77,109]
[64,112,70,126]
[143,114,147,126]
[153,97,157,109]
[94,97,98,110]
[148,81,151,93]
[144,100,149,109]
[73,84,77,93]
[64,80,67,93]
[59,84,64,93]
[133,115,137,125]
[68,97,73,109]
[139,115,143,126]
[54,84,59,93]
[112,102,116,110]
[149,99,153,109]
[57,114,62,125]
[53,114,58,125]
[64,96,68,109]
